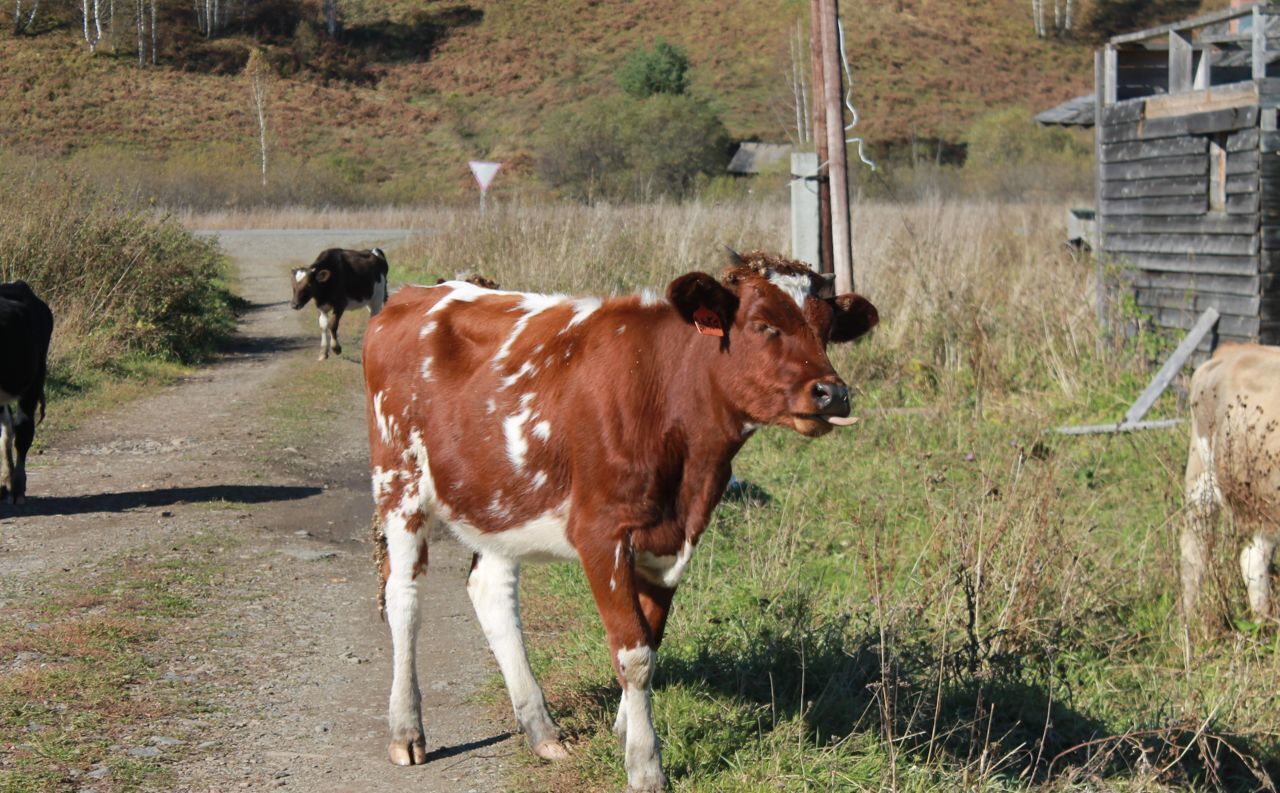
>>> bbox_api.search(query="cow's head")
[290,265,331,310]
[667,251,878,437]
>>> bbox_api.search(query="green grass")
[0,535,238,793]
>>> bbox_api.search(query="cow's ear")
[667,272,739,338]
[314,268,332,283]
[828,293,878,343]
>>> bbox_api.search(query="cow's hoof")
[318,354,329,362]
[332,345,343,355]
[387,737,427,766]
[532,739,568,761]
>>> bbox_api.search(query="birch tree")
[13,0,39,34]
[245,48,272,187]
[82,0,103,52]
[323,0,338,37]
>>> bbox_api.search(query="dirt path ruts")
[0,230,518,792]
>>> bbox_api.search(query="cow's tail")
[372,511,389,621]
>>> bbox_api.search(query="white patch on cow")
[519,393,536,410]
[402,429,439,509]
[635,541,695,588]
[616,644,663,789]
[610,540,624,591]
[447,500,575,562]
[615,325,626,335]
[489,491,510,522]
[499,361,534,390]
[293,269,306,283]
[373,392,397,443]
[1189,434,1223,508]
[418,320,437,339]
[530,470,547,489]
[426,281,499,317]
[419,357,433,381]
[504,408,533,470]
[638,288,664,306]
[318,312,330,330]
[486,399,497,415]
[742,422,761,438]
[766,271,812,309]
[372,466,400,501]
[531,343,544,355]
[532,420,551,441]
[562,297,602,332]
[494,294,567,365]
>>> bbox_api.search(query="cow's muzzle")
[811,380,850,417]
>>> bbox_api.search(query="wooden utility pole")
[817,0,855,292]
[808,0,832,276]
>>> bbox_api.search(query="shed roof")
[727,142,792,174]
[1035,94,1096,127]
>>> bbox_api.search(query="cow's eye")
[751,322,779,337]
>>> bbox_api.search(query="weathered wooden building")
[1095,3,1280,350]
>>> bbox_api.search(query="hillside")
[0,0,1218,202]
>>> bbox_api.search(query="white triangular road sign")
[468,161,502,192]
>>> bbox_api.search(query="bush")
[537,94,730,202]
[0,159,236,384]
[959,107,1093,199]
[617,39,690,98]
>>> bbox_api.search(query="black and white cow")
[291,248,390,360]
[0,281,54,505]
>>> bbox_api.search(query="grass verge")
[0,534,237,793]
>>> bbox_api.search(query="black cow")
[291,248,389,360]
[0,281,53,505]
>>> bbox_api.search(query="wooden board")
[1103,214,1258,234]
[1143,82,1258,119]
[1134,287,1261,315]
[1102,101,1145,125]
[1106,232,1257,255]
[1102,196,1207,215]
[1101,176,1206,199]
[1114,253,1258,275]
[1147,305,1259,337]
[1124,268,1265,296]
[1101,154,1208,180]
[1103,107,1258,143]
[1101,137,1205,164]
[1124,307,1220,424]
[1228,172,1260,194]
[1228,192,1261,213]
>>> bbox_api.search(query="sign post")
[468,161,502,214]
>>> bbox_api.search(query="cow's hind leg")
[10,398,36,504]
[0,406,13,504]
[382,504,429,765]
[467,553,566,760]
[329,307,345,356]
[1240,534,1277,620]
[318,310,333,360]
[1182,438,1220,622]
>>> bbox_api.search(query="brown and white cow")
[291,247,389,360]
[1184,342,1280,624]
[363,252,877,791]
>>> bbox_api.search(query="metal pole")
[808,0,832,276]
[819,0,854,292]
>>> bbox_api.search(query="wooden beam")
[1110,5,1280,46]
[818,0,854,292]
[1255,6,1268,81]
[1052,419,1184,436]
[1170,31,1193,93]
[1105,45,1117,105]
[808,0,831,276]
[1125,308,1220,424]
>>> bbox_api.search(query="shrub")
[537,94,730,202]
[0,158,236,386]
[960,106,1093,199]
[617,38,690,99]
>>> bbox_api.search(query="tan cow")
[1183,342,1280,624]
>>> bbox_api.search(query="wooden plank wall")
[1099,100,1263,349]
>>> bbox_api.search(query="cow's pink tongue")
[824,415,859,426]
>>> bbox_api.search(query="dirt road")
[0,231,518,792]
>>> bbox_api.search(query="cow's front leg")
[317,310,333,360]
[383,505,428,765]
[467,553,567,760]
[1240,533,1277,620]
[329,307,346,356]
[615,579,675,745]
[581,535,667,793]
[9,400,36,504]
[0,406,14,504]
